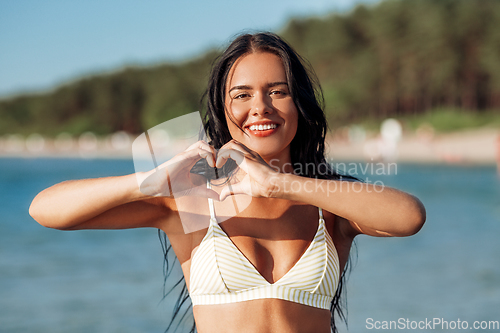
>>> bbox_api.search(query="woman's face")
[224,52,298,164]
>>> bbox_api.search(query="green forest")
[2,0,500,136]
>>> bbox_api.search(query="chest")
[186,202,324,285]
[221,222,319,283]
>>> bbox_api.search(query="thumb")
[219,182,249,201]
[185,187,221,201]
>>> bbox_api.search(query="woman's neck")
[263,150,294,174]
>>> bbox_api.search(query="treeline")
[0,51,218,136]
[281,0,500,123]
[1,0,499,136]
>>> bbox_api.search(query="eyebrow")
[228,81,288,93]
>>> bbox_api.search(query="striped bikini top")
[189,197,340,310]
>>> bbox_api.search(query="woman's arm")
[29,140,218,231]
[29,173,171,230]
[274,174,426,238]
[216,140,426,238]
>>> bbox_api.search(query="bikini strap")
[207,181,217,225]
[318,207,324,221]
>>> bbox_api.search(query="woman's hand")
[138,140,219,201]
[216,140,280,201]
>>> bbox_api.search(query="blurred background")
[1,0,499,332]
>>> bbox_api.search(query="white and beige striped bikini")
[189,197,340,310]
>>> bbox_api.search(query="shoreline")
[328,127,499,166]
[1,128,499,166]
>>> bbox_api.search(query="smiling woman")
[29,32,425,333]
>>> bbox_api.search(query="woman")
[30,32,426,333]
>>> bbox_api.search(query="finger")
[166,141,213,165]
[219,140,264,165]
[219,140,252,155]
[186,140,216,167]
[216,148,245,169]
[186,140,211,151]
[199,141,218,165]
[179,146,216,169]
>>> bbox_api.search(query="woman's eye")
[234,93,250,99]
[271,90,287,97]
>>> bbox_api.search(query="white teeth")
[249,124,277,131]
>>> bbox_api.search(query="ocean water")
[341,163,500,332]
[0,158,499,332]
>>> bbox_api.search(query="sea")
[1,158,499,333]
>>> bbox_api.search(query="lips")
[244,121,280,137]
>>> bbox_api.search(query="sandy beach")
[328,127,500,165]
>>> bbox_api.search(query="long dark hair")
[204,32,341,179]
[161,31,358,333]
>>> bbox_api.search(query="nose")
[251,92,273,115]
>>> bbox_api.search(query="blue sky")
[0,0,379,98]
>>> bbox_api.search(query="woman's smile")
[244,121,279,137]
